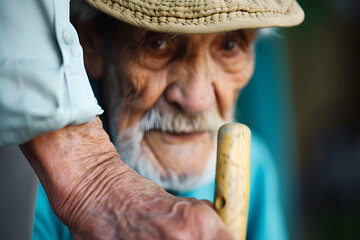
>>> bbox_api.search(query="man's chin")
[115,125,216,193]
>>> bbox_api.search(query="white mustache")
[139,106,225,134]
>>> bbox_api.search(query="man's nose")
[164,60,215,114]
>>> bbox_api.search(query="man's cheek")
[126,68,168,110]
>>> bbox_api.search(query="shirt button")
[62,30,72,44]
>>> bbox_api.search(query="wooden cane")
[214,123,251,240]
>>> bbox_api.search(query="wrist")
[20,117,131,226]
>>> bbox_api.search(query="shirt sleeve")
[0,0,103,146]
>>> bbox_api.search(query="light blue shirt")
[33,133,288,240]
[0,0,102,145]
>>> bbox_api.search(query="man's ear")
[76,21,105,79]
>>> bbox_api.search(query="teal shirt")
[33,133,288,240]
[0,0,102,145]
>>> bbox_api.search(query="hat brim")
[85,0,304,34]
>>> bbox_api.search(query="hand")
[70,171,233,240]
[21,117,234,239]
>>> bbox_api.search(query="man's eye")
[150,38,168,50]
[221,40,239,52]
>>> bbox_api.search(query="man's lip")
[145,130,209,144]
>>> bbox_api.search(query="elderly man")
[31,0,304,239]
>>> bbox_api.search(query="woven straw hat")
[85,0,304,34]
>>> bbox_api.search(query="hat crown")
[86,0,304,33]
[113,0,292,16]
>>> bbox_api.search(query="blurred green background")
[237,0,360,239]
[288,0,360,239]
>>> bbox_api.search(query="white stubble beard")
[109,105,225,192]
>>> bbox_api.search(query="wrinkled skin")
[21,117,234,239]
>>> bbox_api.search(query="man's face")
[87,25,256,191]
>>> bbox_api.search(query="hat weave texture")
[86,0,304,33]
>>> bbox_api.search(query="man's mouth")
[146,130,209,144]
